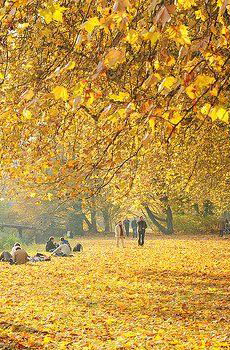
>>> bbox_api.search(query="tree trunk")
[68,200,85,236]
[102,208,110,234]
[145,205,174,235]
[90,208,97,232]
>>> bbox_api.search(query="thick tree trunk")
[145,205,174,235]
[84,211,98,233]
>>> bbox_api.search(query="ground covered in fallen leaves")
[0,237,230,350]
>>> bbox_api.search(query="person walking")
[123,218,130,237]
[131,218,138,238]
[138,216,147,246]
[115,221,125,248]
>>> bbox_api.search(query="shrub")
[0,234,22,251]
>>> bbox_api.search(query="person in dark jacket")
[138,216,147,246]
[45,236,58,252]
[131,218,138,238]
[0,251,12,262]
[123,218,130,237]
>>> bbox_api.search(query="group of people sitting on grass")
[0,237,83,265]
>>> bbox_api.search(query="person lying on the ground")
[60,237,72,250]
[12,246,29,265]
[51,243,71,257]
[73,243,83,252]
[45,236,58,252]
[0,251,12,262]
[28,253,51,262]
[11,242,21,255]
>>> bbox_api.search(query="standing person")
[131,218,138,238]
[123,218,130,237]
[138,216,147,246]
[115,221,125,248]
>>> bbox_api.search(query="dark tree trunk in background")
[90,208,97,232]
[102,208,111,234]
[68,200,85,236]
[145,205,174,235]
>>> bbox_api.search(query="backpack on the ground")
[73,244,83,252]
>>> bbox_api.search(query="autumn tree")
[0,0,229,233]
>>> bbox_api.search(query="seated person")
[51,242,71,257]
[73,243,83,252]
[45,236,58,252]
[0,251,12,262]
[60,236,71,248]
[11,242,21,255]
[12,246,29,265]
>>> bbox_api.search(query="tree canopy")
[0,0,230,211]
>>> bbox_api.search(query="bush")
[0,234,22,251]
[174,214,218,235]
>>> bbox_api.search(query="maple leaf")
[83,17,100,33]
[52,86,68,101]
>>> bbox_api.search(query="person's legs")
[133,227,137,238]
[116,237,120,247]
[141,231,145,246]
[138,231,141,245]
[121,236,125,248]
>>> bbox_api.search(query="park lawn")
[0,237,230,350]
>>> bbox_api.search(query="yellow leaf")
[109,91,129,102]
[83,17,100,33]
[125,29,139,45]
[177,0,197,9]
[43,336,52,344]
[185,85,196,99]
[39,8,53,24]
[52,4,67,23]
[209,106,229,122]
[159,76,176,91]
[143,30,160,46]
[52,86,68,101]
[22,109,32,120]
[170,111,183,124]
[149,117,155,131]
[179,25,191,45]
[154,60,160,70]
[210,87,218,96]
[195,9,206,21]
[66,61,76,70]
[201,103,211,115]
[0,72,4,79]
